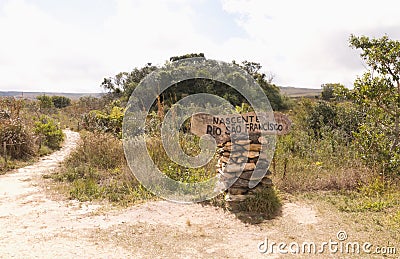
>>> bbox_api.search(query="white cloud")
[0,0,216,92]
[0,0,399,92]
[0,0,107,92]
[220,0,400,88]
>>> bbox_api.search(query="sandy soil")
[0,130,394,258]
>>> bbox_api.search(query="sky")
[0,0,399,93]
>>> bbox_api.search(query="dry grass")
[51,131,153,205]
[271,159,373,193]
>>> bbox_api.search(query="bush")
[36,95,54,110]
[34,115,64,150]
[82,106,124,138]
[51,96,71,108]
[236,187,282,217]
[0,119,35,159]
[0,97,35,160]
[271,100,372,193]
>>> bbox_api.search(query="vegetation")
[2,36,399,227]
[34,115,64,150]
[50,131,152,205]
[51,95,71,108]
[0,97,65,173]
[349,35,400,176]
[101,55,291,111]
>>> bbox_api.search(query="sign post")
[190,111,291,203]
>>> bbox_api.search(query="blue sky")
[0,0,399,93]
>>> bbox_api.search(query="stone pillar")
[216,133,273,203]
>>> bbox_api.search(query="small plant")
[236,187,282,217]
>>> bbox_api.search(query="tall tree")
[349,34,400,175]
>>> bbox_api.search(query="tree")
[170,53,204,62]
[51,96,71,108]
[34,115,64,150]
[101,63,158,101]
[349,34,400,175]
[321,83,349,101]
[101,55,290,112]
[36,95,54,110]
[233,60,290,111]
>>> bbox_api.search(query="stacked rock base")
[216,134,273,204]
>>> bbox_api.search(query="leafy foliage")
[233,60,291,111]
[36,95,54,110]
[169,53,205,62]
[349,35,400,175]
[82,106,124,138]
[321,83,349,101]
[101,63,158,101]
[101,55,290,112]
[51,96,71,108]
[34,115,64,150]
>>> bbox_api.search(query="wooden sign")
[190,111,291,143]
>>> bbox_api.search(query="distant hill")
[279,86,321,98]
[1,87,320,100]
[0,91,103,100]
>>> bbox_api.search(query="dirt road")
[0,130,391,258]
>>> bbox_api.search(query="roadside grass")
[0,157,35,175]
[271,123,374,192]
[49,130,219,206]
[45,115,399,233]
[50,131,154,206]
[146,133,218,183]
[270,156,372,192]
[295,180,400,243]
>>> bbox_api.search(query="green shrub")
[82,106,124,138]
[34,115,64,150]
[36,95,54,111]
[51,96,71,108]
[271,102,372,192]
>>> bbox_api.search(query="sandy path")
[0,130,130,258]
[0,130,329,258]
